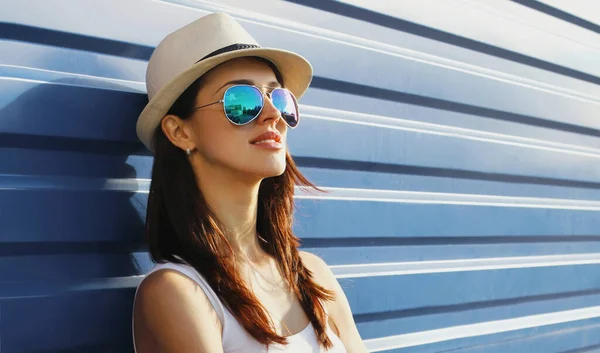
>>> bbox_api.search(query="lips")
[250,130,282,145]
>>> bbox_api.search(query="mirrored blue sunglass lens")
[271,88,299,128]
[223,86,263,124]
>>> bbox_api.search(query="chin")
[247,160,287,179]
[237,150,287,179]
[260,163,287,178]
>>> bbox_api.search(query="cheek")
[277,119,288,136]
[192,114,248,161]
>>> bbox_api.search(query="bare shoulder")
[298,251,339,317]
[133,268,224,353]
[299,250,329,271]
[298,250,369,353]
[299,250,337,286]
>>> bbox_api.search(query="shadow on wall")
[0,76,151,352]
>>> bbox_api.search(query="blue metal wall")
[2,0,600,352]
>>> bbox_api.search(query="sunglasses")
[192,84,299,128]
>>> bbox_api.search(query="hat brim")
[136,47,313,153]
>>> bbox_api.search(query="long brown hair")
[145,58,338,350]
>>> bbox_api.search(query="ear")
[160,114,195,152]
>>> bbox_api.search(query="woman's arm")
[133,269,225,353]
[300,251,370,353]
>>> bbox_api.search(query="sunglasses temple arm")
[192,100,224,112]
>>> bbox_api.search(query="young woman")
[132,12,368,353]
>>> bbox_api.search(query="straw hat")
[136,12,313,152]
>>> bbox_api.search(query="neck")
[193,161,266,262]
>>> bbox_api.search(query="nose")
[256,91,282,126]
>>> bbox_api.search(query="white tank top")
[133,261,348,353]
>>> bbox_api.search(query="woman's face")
[186,57,290,180]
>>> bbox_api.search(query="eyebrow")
[215,79,281,93]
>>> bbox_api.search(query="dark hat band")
[198,43,261,62]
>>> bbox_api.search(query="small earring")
[186,148,191,155]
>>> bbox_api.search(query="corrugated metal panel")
[1,0,600,352]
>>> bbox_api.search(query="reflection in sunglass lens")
[223,86,263,125]
[271,88,299,128]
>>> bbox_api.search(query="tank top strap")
[146,260,226,324]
